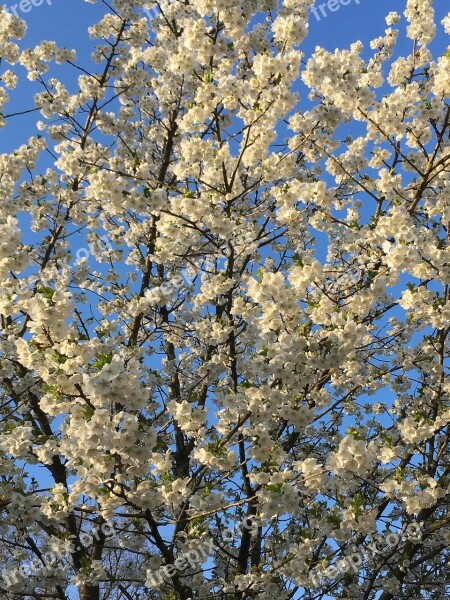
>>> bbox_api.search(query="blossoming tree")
[0,0,449,599]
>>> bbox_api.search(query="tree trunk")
[79,585,100,600]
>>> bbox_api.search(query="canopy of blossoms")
[0,1,449,599]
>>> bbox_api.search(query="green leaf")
[92,352,113,369]
[83,405,95,422]
[3,422,16,433]
[37,286,55,303]
[52,353,67,364]
[346,427,364,441]
[326,513,341,526]
[42,384,61,397]
[267,483,283,494]
[293,252,303,267]
[98,485,110,497]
